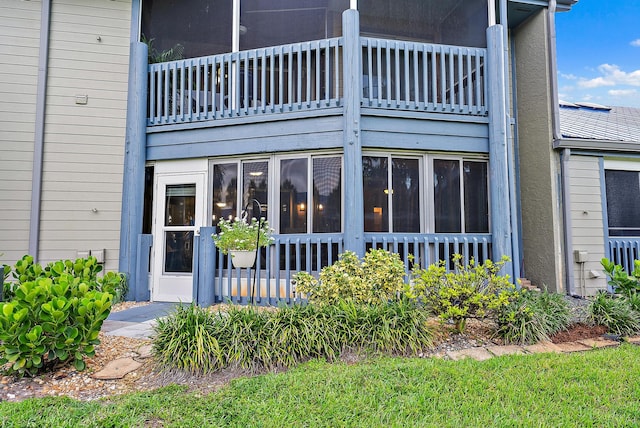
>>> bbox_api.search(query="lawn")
[1,344,639,427]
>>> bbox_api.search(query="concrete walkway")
[102,302,180,339]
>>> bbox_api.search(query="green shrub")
[625,292,640,312]
[3,255,126,304]
[294,249,406,305]
[0,274,112,376]
[601,258,640,297]
[411,255,515,333]
[587,292,640,336]
[495,290,571,344]
[152,300,433,374]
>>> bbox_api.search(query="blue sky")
[556,0,640,108]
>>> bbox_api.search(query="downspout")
[28,0,52,260]
[499,0,521,282]
[547,0,576,295]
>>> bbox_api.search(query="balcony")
[147,37,487,127]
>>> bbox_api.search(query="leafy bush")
[587,292,640,336]
[152,300,432,374]
[410,255,515,333]
[3,255,127,304]
[601,258,640,297]
[0,274,112,376]
[294,249,407,305]
[495,290,571,344]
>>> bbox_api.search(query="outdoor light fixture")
[249,171,263,176]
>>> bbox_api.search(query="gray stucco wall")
[513,10,565,292]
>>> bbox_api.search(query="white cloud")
[577,64,640,88]
[559,72,578,80]
[631,39,640,47]
[608,89,638,97]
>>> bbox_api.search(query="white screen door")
[152,174,204,302]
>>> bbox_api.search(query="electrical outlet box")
[92,249,105,264]
[573,250,588,263]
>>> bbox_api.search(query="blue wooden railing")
[607,237,640,274]
[147,38,488,126]
[148,38,343,125]
[188,231,492,306]
[360,38,486,115]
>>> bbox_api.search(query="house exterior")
[0,0,131,273]
[554,103,640,296]
[1,0,579,304]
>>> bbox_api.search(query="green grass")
[2,345,640,427]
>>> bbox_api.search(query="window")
[605,170,640,236]
[363,156,420,232]
[164,184,196,273]
[211,155,342,234]
[278,156,342,234]
[433,159,489,234]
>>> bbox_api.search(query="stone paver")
[523,341,563,354]
[136,344,153,359]
[555,341,592,353]
[486,345,527,357]
[626,336,640,345]
[576,338,620,349]
[92,358,142,380]
[446,347,493,361]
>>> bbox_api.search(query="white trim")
[604,159,640,172]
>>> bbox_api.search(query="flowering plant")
[211,216,273,254]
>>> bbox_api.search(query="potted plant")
[212,216,273,268]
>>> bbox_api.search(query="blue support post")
[486,25,514,279]
[342,10,365,257]
[135,234,152,301]
[196,227,216,306]
[119,42,148,300]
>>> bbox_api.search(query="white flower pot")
[230,250,257,268]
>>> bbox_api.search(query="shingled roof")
[559,101,640,144]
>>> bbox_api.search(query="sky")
[555,0,640,108]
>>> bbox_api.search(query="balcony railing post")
[342,9,365,257]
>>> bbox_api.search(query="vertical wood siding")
[568,155,607,295]
[38,0,131,271]
[0,0,42,265]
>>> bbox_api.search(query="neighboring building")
[2,0,580,304]
[0,0,131,273]
[555,103,640,296]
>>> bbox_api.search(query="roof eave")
[554,138,640,152]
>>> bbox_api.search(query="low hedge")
[152,300,433,374]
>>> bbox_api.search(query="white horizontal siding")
[0,0,41,266]
[568,155,607,295]
[38,0,131,273]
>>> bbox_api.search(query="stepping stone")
[555,341,592,353]
[136,344,153,359]
[523,341,563,354]
[486,345,527,357]
[92,358,142,380]
[576,338,619,349]
[446,347,493,361]
[626,336,640,345]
